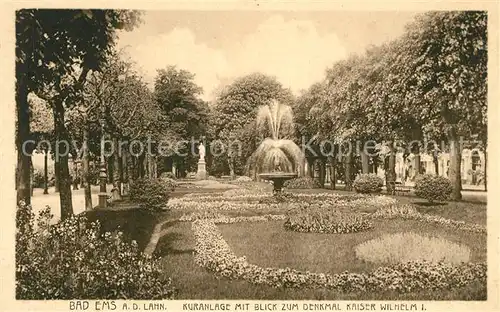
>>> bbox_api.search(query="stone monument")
[196,142,207,180]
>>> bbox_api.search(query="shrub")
[353,173,383,194]
[15,202,176,299]
[32,169,45,188]
[160,172,176,180]
[283,177,321,189]
[355,232,471,265]
[160,176,177,191]
[414,174,453,203]
[235,176,253,182]
[284,210,373,234]
[129,178,170,212]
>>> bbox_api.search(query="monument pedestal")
[196,159,207,180]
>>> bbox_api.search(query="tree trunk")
[53,102,73,220]
[319,158,326,188]
[128,153,136,184]
[328,155,336,190]
[54,160,60,192]
[360,148,370,174]
[43,148,49,194]
[153,156,158,178]
[143,153,149,178]
[433,153,439,175]
[483,147,487,191]
[16,80,31,205]
[147,154,154,179]
[30,157,34,196]
[386,142,396,195]
[308,159,315,178]
[72,155,79,190]
[414,153,421,176]
[132,155,139,180]
[344,149,353,191]
[112,137,122,201]
[122,147,128,195]
[228,152,235,179]
[448,126,462,200]
[82,127,92,211]
[107,157,114,184]
[80,160,85,188]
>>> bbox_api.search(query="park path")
[144,218,179,256]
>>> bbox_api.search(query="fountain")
[252,100,304,194]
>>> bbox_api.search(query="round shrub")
[284,210,373,234]
[283,177,321,189]
[414,174,453,203]
[16,202,176,299]
[160,177,177,192]
[355,232,471,265]
[129,178,170,212]
[235,176,253,182]
[160,172,176,180]
[353,173,383,194]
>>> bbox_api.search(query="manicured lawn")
[85,207,168,251]
[155,219,487,300]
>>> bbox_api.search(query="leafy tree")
[153,66,210,177]
[28,94,54,195]
[16,9,141,218]
[398,11,487,200]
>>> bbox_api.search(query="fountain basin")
[259,172,297,195]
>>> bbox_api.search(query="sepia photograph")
[7,4,495,308]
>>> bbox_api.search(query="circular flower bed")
[284,211,373,234]
[192,219,486,293]
[355,232,471,265]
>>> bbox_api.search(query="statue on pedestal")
[199,143,206,161]
[196,142,207,180]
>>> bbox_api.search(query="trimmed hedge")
[414,174,453,203]
[130,178,170,212]
[353,173,384,194]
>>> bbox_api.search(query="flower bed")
[284,211,373,234]
[372,205,486,234]
[16,203,176,299]
[179,211,286,223]
[193,219,486,293]
[168,193,397,213]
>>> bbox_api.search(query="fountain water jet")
[251,100,304,194]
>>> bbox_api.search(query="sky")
[116,11,420,102]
